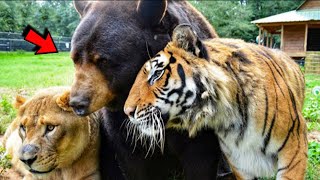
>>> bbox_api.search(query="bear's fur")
[70,1,231,179]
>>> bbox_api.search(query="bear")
[3,87,101,180]
[69,1,232,180]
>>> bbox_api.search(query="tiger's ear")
[172,24,208,59]
[137,0,167,28]
[14,95,26,109]
[56,91,73,112]
[73,1,90,17]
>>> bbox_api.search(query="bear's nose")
[124,107,136,117]
[20,144,39,167]
[69,96,90,116]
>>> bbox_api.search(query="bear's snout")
[69,96,90,116]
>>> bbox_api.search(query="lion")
[2,87,100,180]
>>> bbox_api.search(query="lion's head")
[5,87,100,178]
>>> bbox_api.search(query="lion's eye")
[19,124,26,138]
[46,125,55,132]
[20,124,26,132]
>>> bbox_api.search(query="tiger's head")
[124,25,225,151]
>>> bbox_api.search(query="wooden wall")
[283,25,306,56]
[299,0,320,10]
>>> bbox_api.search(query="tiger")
[123,24,308,179]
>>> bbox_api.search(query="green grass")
[0,145,11,174]
[0,51,74,137]
[0,96,15,135]
[0,52,319,179]
[0,51,74,88]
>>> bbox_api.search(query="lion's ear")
[14,95,26,109]
[172,24,208,59]
[137,0,167,28]
[56,91,73,112]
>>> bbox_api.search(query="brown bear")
[69,1,231,180]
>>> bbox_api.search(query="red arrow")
[22,25,58,55]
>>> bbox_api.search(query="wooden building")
[251,0,320,73]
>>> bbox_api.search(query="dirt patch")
[0,88,35,99]
[0,169,22,180]
[0,135,22,180]
[308,131,320,143]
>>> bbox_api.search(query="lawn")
[0,51,74,137]
[0,51,74,88]
[0,52,319,179]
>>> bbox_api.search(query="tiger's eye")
[155,70,162,76]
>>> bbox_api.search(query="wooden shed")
[251,0,320,73]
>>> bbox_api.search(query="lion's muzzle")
[19,144,39,167]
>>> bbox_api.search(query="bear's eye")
[46,125,55,132]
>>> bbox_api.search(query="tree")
[0,1,79,37]
[190,0,304,42]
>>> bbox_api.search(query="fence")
[0,32,71,52]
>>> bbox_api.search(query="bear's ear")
[73,1,90,17]
[14,95,26,109]
[56,91,73,112]
[137,0,167,28]
[172,24,208,59]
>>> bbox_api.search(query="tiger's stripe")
[124,25,307,180]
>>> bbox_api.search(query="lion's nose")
[69,96,90,116]
[124,107,136,117]
[20,144,39,166]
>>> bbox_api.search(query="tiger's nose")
[124,107,136,117]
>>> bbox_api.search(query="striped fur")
[124,25,307,179]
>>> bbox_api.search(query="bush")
[303,95,320,122]
[0,145,11,175]
[0,96,16,135]
[307,141,320,179]
[308,141,320,165]
[15,50,26,54]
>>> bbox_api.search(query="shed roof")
[251,9,320,24]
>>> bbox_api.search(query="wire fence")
[0,32,319,74]
[0,32,71,52]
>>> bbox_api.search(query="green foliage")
[307,122,320,132]
[308,141,320,165]
[303,74,320,127]
[0,0,305,39]
[307,141,320,179]
[303,94,320,122]
[191,1,256,42]
[0,96,16,135]
[0,145,11,174]
[0,1,80,37]
[190,0,304,41]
